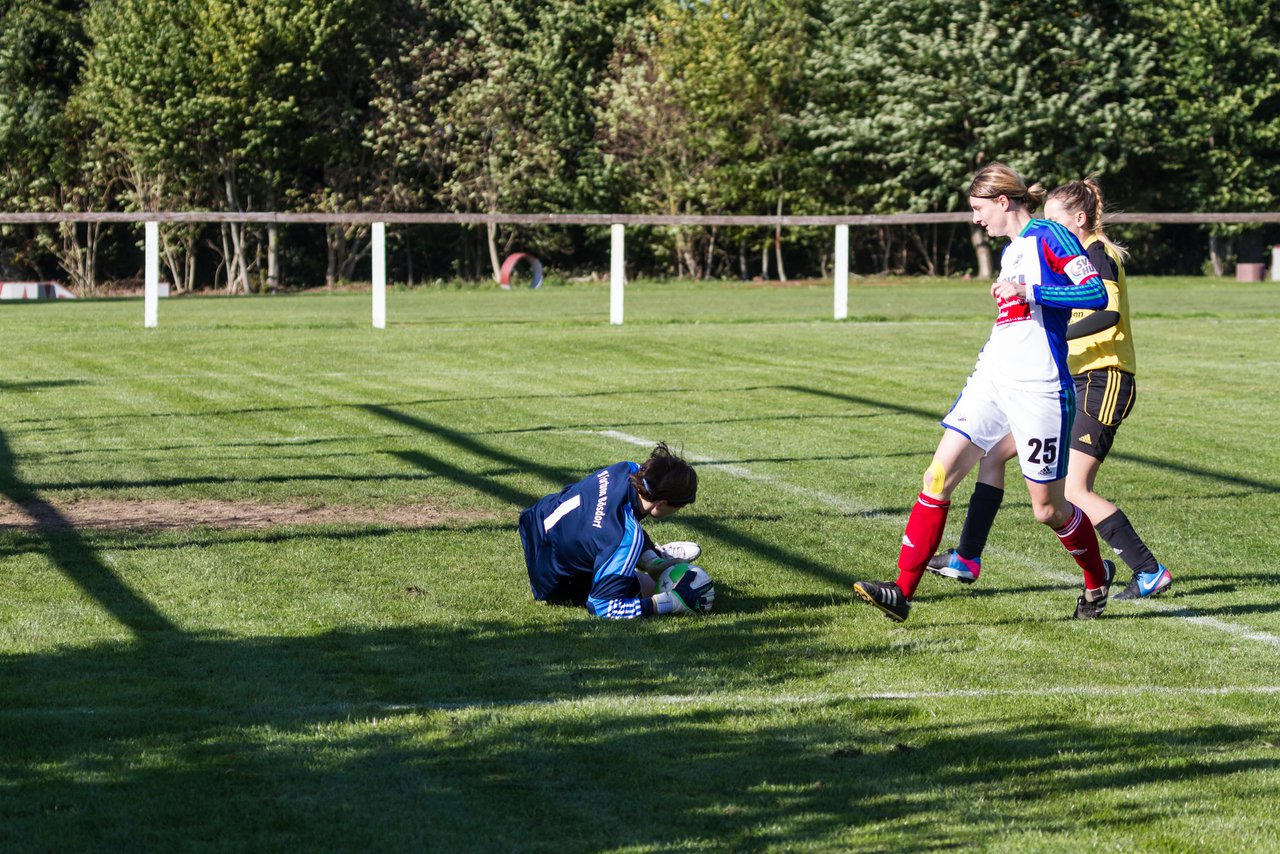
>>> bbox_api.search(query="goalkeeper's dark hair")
[632,443,698,508]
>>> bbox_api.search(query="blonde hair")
[968,162,1045,210]
[1046,177,1129,263]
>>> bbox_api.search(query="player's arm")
[1066,310,1120,339]
[586,525,708,618]
[584,515,664,619]
[587,581,692,619]
[1027,231,1107,311]
[587,572,702,618]
[586,584,651,619]
[1066,243,1123,339]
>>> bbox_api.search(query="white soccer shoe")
[638,541,703,573]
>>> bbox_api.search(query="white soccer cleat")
[638,541,702,573]
[658,541,701,562]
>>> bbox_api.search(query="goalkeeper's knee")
[638,571,657,597]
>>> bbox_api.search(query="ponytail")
[1046,178,1129,263]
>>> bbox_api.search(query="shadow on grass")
[487,408,897,437]
[0,469,449,497]
[0,379,89,392]
[1147,602,1280,620]
[5,384,790,430]
[0,406,1275,847]
[1,616,1275,849]
[0,430,176,636]
[366,405,862,590]
[786,384,1280,495]
[13,432,407,463]
[926,581,1071,600]
[1113,451,1280,496]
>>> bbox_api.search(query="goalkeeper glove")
[655,563,715,615]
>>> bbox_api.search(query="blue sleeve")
[585,512,649,620]
[1030,223,1107,311]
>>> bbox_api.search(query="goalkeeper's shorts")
[519,507,591,605]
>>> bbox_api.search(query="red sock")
[895,493,949,598]
[1055,505,1107,588]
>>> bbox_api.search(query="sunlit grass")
[0,277,1277,850]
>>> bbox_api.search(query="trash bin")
[1236,262,1265,282]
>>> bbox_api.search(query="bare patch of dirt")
[0,498,498,532]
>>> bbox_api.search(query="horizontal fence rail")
[2,211,1280,225]
[3,210,1275,328]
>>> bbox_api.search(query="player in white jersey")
[928,178,1172,601]
[853,163,1116,623]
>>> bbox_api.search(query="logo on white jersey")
[1064,255,1098,284]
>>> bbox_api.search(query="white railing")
[3,210,1277,327]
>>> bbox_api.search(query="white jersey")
[972,219,1107,391]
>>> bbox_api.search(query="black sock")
[957,482,1003,560]
[1095,509,1158,574]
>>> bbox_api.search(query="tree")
[1132,0,1280,274]
[660,0,817,280]
[368,0,638,281]
[81,0,391,291]
[803,0,1157,276]
[594,9,717,277]
[0,0,111,291]
[594,0,815,279]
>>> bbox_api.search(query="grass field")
[1,276,1278,851]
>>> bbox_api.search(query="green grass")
[1,276,1278,851]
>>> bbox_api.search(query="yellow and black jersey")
[1067,237,1136,375]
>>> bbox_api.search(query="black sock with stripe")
[1095,509,1158,574]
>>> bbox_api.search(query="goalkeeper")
[518,443,713,619]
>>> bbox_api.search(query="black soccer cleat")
[1073,559,1116,620]
[853,580,911,623]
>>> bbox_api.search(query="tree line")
[1,0,1277,292]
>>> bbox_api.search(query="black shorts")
[1071,369,1136,461]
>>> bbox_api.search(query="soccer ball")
[657,562,715,613]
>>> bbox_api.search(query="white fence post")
[372,221,386,329]
[834,224,849,320]
[144,221,159,328]
[610,223,625,325]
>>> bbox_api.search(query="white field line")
[356,683,1280,712]
[590,429,890,519]
[14,684,1280,718]
[584,429,1280,650]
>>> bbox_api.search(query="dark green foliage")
[2,0,1279,283]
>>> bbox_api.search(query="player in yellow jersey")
[926,178,1172,601]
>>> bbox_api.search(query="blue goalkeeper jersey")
[518,461,650,619]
